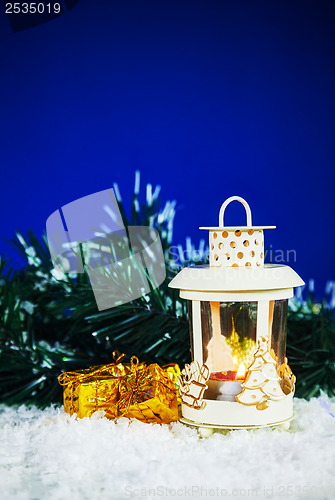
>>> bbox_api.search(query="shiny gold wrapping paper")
[118,360,179,424]
[59,354,180,423]
[163,363,182,404]
[65,377,119,419]
[59,353,128,419]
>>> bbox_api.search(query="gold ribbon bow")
[58,350,126,386]
[117,356,176,423]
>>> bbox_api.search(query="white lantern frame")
[169,197,304,430]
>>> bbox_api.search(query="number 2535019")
[5,3,61,14]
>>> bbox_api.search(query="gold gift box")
[118,363,179,424]
[60,360,127,419]
[163,363,182,404]
[60,357,181,423]
[64,376,119,419]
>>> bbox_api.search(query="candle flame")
[236,363,246,379]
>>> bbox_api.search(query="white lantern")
[169,196,304,431]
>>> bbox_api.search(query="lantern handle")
[219,196,252,228]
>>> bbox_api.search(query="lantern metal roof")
[168,264,304,292]
[169,196,304,292]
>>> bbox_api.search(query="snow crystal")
[0,397,334,500]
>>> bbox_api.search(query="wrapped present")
[118,357,179,424]
[58,351,127,419]
[70,378,119,419]
[59,353,180,424]
[162,363,182,404]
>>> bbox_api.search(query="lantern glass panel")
[199,300,289,402]
[200,301,257,401]
[201,301,258,377]
[187,302,194,359]
[269,299,288,367]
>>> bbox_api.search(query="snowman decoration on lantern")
[170,196,304,432]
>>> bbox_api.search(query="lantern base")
[180,393,294,429]
[180,415,294,431]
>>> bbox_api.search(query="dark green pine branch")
[0,174,191,407]
[287,301,335,399]
[0,172,334,407]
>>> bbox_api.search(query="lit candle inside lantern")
[205,357,248,401]
[209,353,247,382]
[209,366,247,382]
[236,362,247,379]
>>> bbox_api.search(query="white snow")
[1,396,335,500]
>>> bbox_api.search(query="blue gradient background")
[0,0,334,298]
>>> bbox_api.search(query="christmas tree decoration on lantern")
[169,196,304,430]
[236,336,288,411]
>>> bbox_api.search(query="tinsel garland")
[0,173,334,407]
